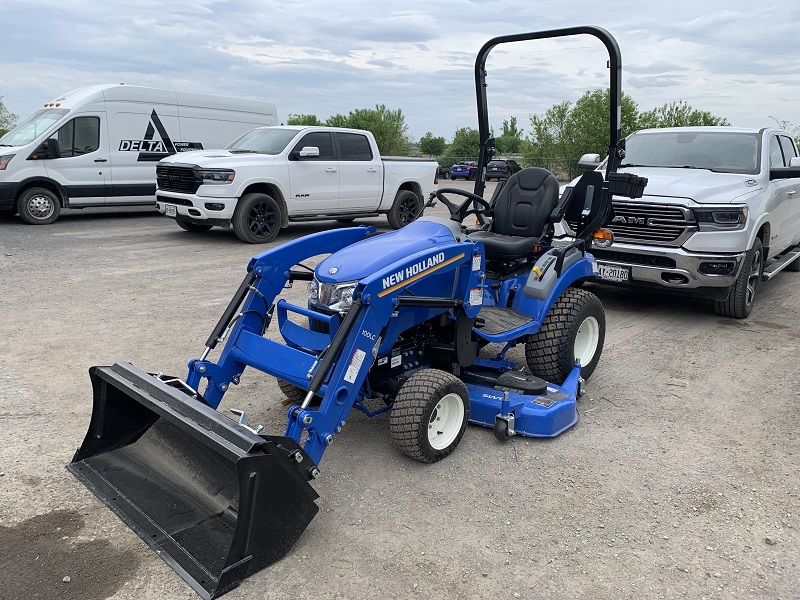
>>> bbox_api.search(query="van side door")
[44,115,108,206]
[286,131,339,213]
[335,132,381,210]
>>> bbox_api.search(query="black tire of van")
[176,220,213,233]
[233,193,281,243]
[18,187,61,225]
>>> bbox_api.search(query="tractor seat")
[468,168,560,261]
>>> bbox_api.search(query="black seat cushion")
[468,168,560,261]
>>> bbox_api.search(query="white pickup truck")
[154,126,438,243]
[575,127,800,318]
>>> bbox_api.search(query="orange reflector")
[55,103,61,107]
[593,228,614,248]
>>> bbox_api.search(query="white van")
[0,84,278,224]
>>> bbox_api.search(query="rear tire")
[176,220,213,232]
[713,237,762,318]
[389,369,469,463]
[17,187,61,225]
[233,193,281,243]
[525,288,606,384]
[387,190,422,229]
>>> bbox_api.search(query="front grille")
[608,201,696,246]
[591,249,676,269]
[156,165,201,193]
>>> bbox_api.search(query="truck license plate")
[165,204,177,217]
[597,264,630,282]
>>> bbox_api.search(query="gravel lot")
[0,180,798,600]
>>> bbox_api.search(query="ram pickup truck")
[155,126,438,243]
[574,127,800,318]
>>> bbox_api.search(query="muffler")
[68,363,319,599]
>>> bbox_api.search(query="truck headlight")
[0,154,15,170]
[197,169,235,184]
[694,206,747,230]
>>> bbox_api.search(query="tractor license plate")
[165,204,177,217]
[597,263,630,282]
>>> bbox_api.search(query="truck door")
[334,131,381,210]
[287,131,339,213]
[44,115,108,206]
[767,135,799,253]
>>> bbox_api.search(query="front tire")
[232,193,281,243]
[714,237,763,318]
[176,220,213,232]
[389,369,469,463]
[17,187,61,225]
[525,288,605,384]
[387,190,422,229]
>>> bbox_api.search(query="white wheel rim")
[574,316,600,366]
[427,392,464,450]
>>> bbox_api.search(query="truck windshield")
[227,127,298,154]
[0,109,69,146]
[623,131,761,175]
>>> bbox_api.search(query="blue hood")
[316,221,458,283]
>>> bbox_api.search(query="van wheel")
[714,237,762,318]
[18,187,61,225]
[176,220,213,232]
[233,193,281,243]
[387,190,421,229]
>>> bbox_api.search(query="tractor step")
[474,306,534,337]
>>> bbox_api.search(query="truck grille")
[608,201,696,246]
[591,249,676,269]
[156,165,201,193]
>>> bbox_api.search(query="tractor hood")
[618,166,763,204]
[316,220,461,283]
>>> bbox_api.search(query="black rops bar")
[473,26,624,200]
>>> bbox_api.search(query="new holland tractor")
[69,26,646,599]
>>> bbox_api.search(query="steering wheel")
[434,188,492,223]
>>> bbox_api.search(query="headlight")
[308,278,319,300]
[197,169,235,184]
[0,154,15,170]
[312,280,358,312]
[694,206,747,230]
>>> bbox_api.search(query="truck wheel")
[387,190,421,229]
[17,187,61,225]
[389,369,469,463]
[525,288,605,384]
[176,221,213,232]
[713,237,762,318]
[233,193,281,243]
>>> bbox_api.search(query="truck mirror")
[298,146,320,159]
[790,157,800,168]
[577,153,601,171]
[29,138,61,160]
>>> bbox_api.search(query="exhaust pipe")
[68,363,319,599]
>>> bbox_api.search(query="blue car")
[450,161,478,180]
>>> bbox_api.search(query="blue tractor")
[69,26,646,600]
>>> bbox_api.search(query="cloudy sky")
[2,0,798,143]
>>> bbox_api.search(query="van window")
[51,117,100,157]
[336,133,373,161]
[293,132,334,160]
[0,108,68,146]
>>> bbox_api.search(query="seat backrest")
[563,169,607,240]
[490,168,560,239]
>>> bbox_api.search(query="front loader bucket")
[68,363,319,599]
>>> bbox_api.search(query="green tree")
[495,116,524,154]
[638,100,729,128]
[341,105,409,155]
[325,113,349,128]
[418,132,446,156]
[286,113,323,126]
[447,127,480,159]
[0,97,18,137]
[526,90,639,179]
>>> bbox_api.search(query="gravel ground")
[0,181,798,600]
